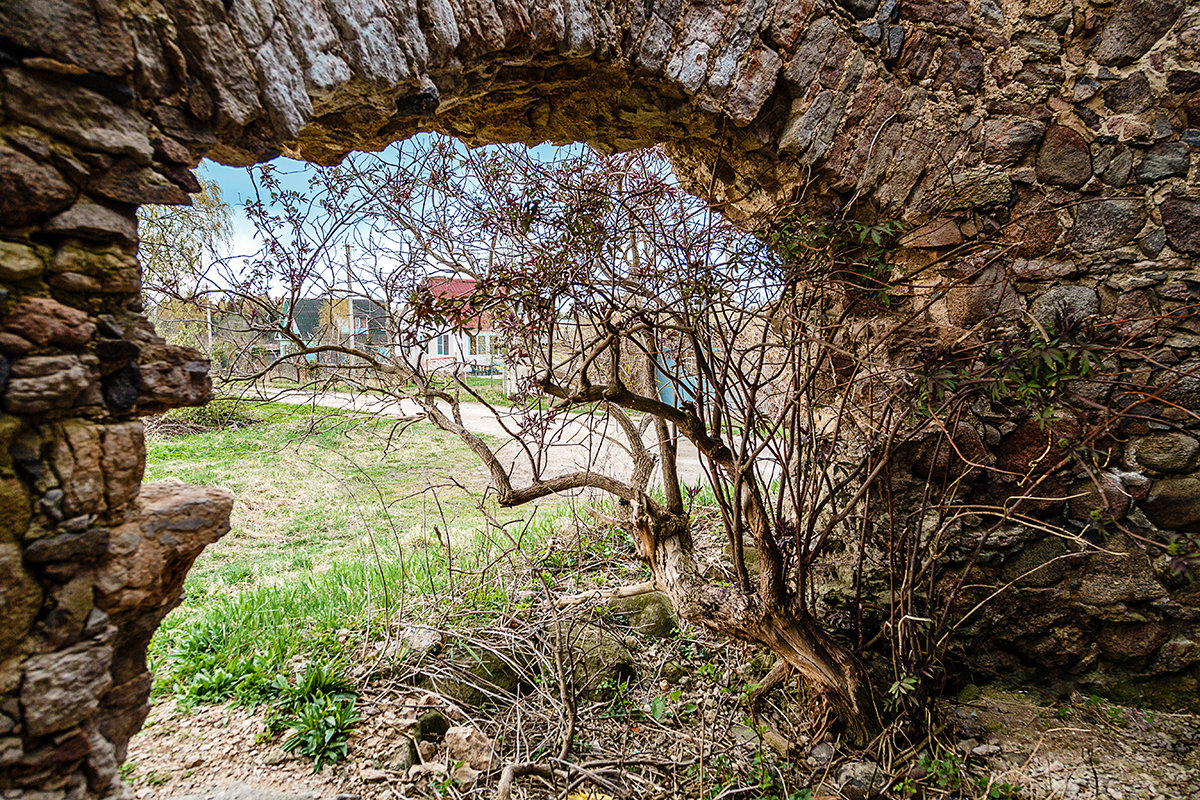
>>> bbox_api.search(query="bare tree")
[152,137,1187,745]
[171,139,900,740]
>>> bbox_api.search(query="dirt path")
[262,389,709,493]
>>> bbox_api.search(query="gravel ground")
[127,661,1200,800]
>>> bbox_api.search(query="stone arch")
[2,0,1199,795]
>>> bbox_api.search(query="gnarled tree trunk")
[633,503,882,743]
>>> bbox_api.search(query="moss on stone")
[939,169,1013,211]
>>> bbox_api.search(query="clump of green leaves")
[270,661,357,720]
[158,624,360,772]
[648,689,699,721]
[765,215,904,307]
[272,662,360,772]
[1166,533,1200,582]
[893,751,1021,799]
[981,333,1101,424]
[279,693,360,772]
[158,621,288,709]
[886,674,920,712]
[913,311,1107,424]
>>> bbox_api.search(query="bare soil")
[127,661,1200,800]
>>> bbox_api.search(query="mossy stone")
[1001,536,1071,587]
[940,169,1013,210]
[560,623,635,699]
[430,646,524,707]
[957,683,982,702]
[0,542,41,657]
[605,591,678,638]
[0,477,30,542]
[417,709,449,741]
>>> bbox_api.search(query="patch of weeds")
[893,751,1022,800]
[688,746,805,800]
[538,516,635,575]
[155,396,263,434]
[279,689,360,773]
[1074,693,1135,728]
[596,677,636,716]
[269,661,356,724]
[1165,533,1200,582]
[924,751,968,792]
[746,749,790,798]
[694,662,721,684]
[979,779,1022,800]
[144,770,172,787]
[153,627,364,772]
[648,689,698,721]
[243,662,362,772]
[428,770,460,797]
[154,620,292,710]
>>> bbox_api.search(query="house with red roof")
[419,276,501,375]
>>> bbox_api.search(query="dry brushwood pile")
[124,517,1200,800]
[143,399,265,439]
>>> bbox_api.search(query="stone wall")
[0,0,1197,795]
[0,101,234,796]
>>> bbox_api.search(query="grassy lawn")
[148,403,513,596]
[146,401,577,707]
[459,373,508,406]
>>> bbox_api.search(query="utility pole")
[345,243,355,366]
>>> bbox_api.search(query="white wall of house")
[420,330,500,374]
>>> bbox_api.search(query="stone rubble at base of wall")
[0,0,1198,795]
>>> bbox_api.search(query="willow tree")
[139,179,233,296]
[138,179,234,351]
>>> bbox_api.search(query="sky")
[198,155,307,264]
[189,135,605,302]
[195,136,591,267]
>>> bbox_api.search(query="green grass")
[148,402,526,597]
[146,400,573,713]
[458,373,510,406]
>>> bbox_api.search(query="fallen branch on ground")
[554,580,660,609]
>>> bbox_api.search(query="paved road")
[261,389,708,495]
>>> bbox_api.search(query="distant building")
[419,277,500,375]
[273,296,389,363]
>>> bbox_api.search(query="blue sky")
[198,156,311,260]
[195,136,590,262]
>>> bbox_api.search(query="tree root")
[746,658,792,710]
[496,762,556,800]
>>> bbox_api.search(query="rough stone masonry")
[0,0,1198,795]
